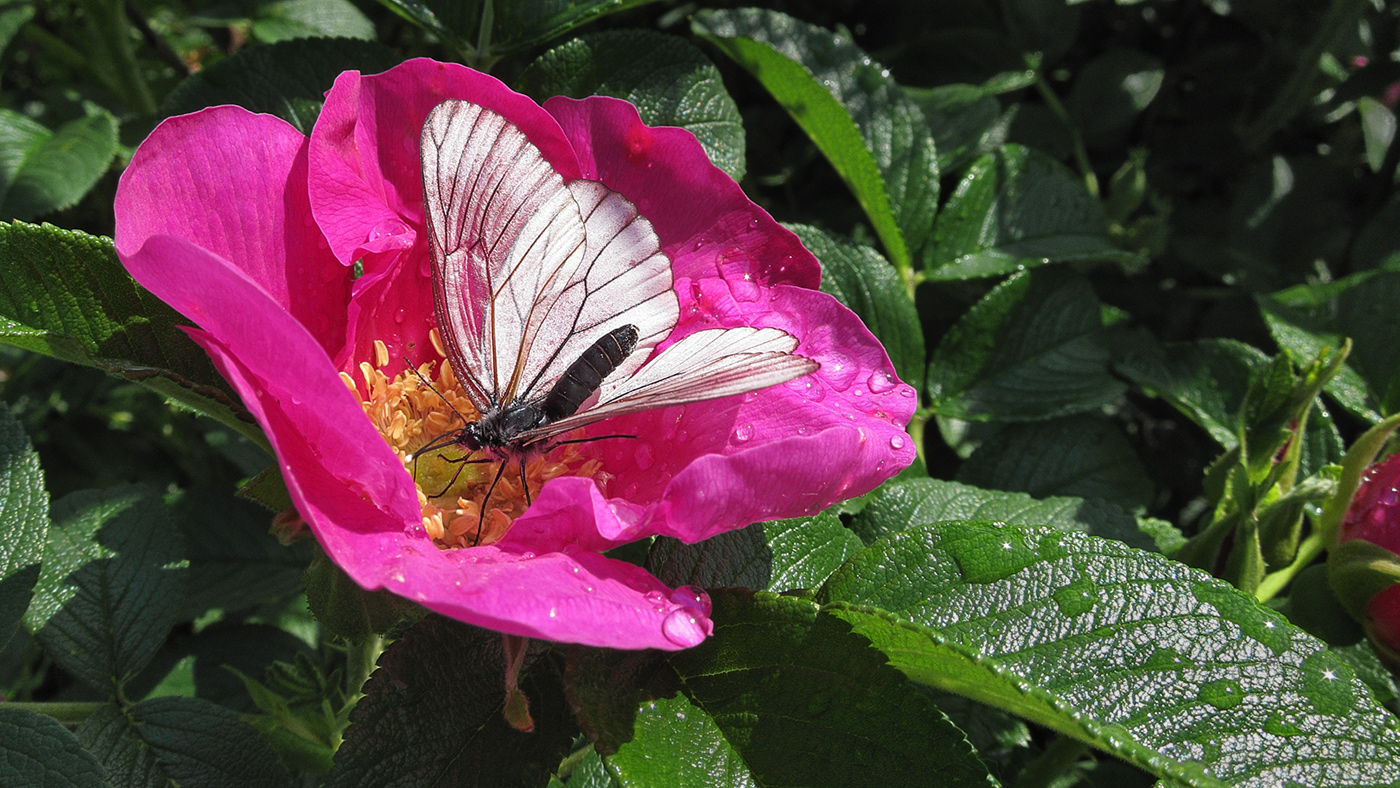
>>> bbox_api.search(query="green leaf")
[928,269,1126,421]
[647,523,771,590]
[955,414,1154,511]
[1257,290,1379,423]
[378,0,664,59]
[24,484,187,693]
[251,0,375,43]
[0,222,264,448]
[853,476,1155,550]
[568,748,619,788]
[1357,97,1396,173]
[0,707,110,788]
[162,38,402,135]
[1066,48,1165,149]
[761,511,866,593]
[693,8,939,273]
[563,646,667,756]
[172,485,313,620]
[669,590,991,787]
[77,697,293,788]
[328,615,574,788]
[822,521,1400,787]
[0,2,35,58]
[1262,270,1400,417]
[0,401,47,649]
[607,694,756,788]
[788,223,925,392]
[926,144,1139,279]
[905,83,1011,173]
[0,110,118,221]
[1113,334,1268,446]
[518,30,745,180]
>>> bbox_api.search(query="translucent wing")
[421,100,677,409]
[519,326,819,442]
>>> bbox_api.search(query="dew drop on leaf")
[1198,679,1244,710]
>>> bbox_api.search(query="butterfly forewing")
[519,326,819,442]
[422,100,679,408]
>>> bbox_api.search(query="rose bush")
[112,58,916,650]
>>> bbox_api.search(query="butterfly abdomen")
[543,325,640,422]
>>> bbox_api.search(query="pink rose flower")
[113,58,915,650]
[1341,451,1400,653]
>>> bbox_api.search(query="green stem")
[1016,735,1089,788]
[345,634,385,699]
[1030,60,1098,198]
[1256,530,1327,603]
[1241,0,1369,150]
[556,745,592,781]
[908,410,927,468]
[2,702,105,726]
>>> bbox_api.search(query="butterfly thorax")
[461,401,547,453]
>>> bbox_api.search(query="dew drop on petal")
[643,590,667,610]
[670,585,712,617]
[890,434,906,450]
[394,308,406,324]
[824,350,860,392]
[662,609,708,647]
[868,370,896,393]
[734,423,755,443]
[634,442,655,470]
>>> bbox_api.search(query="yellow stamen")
[346,343,605,549]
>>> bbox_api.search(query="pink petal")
[119,234,422,555]
[114,106,350,358]
[383,545,711,650]
[545,95,821,291]
[309,58,585,370]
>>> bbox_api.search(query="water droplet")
[717,255,761,302]
[669,586,712,617]
[1051,578,1096,617]
[867,371,896,393]
[823,350,860,391]
[1263,712,1303,737]
[643,590,667,609]
[734,423,755,443]
[389,571,406,583]
[394,308,406,324]
[1142,647,1186,671]
[661,609,707,647]
[1198,679,1244,710]
[549,607,557,618]
[518,551,536,560]
[951,531,1038,583]
[890,435,905,450]
[634,442,655,470]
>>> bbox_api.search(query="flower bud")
[1332,452,1400,663]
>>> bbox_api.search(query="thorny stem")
[346,634,385,699]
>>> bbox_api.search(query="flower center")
[342,332,605,549]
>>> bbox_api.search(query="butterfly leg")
[519,457,532,507]
[429,451,491,499]
[475,459,512,546]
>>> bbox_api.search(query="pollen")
[343,333,605,549]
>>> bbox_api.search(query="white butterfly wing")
[519,326,819,442]
[421,100,677,407]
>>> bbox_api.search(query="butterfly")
[415,99,819,537]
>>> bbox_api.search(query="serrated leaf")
[76,697,292,788]
[172,485,313,620]
[328,615,574,788]
[162,38,401,135]
[1113,334,1268,446]
[693,8,939,272]
[0,110,118,221]
[955,414,1154,510]
[252,0,375,44]
[1257,293,1379,424]
[668,590,991,787]
[0,707,110,788]
[607,694,755,788]
[905,83,1011,173]
[822,521,1400,788]
[569,748,620,788]
[853,476,1155,550]
[0,222,264,447]
[24,484,186,693]
[518,30,745,180]
[761,510,866,593]
[926,144,1139,279]
[379,0,663,58]
[0,401,46,649]
[647,523,771,590]
[928,268,1126,421]
[788,223,925,392]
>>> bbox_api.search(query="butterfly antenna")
[475,460,512,546]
